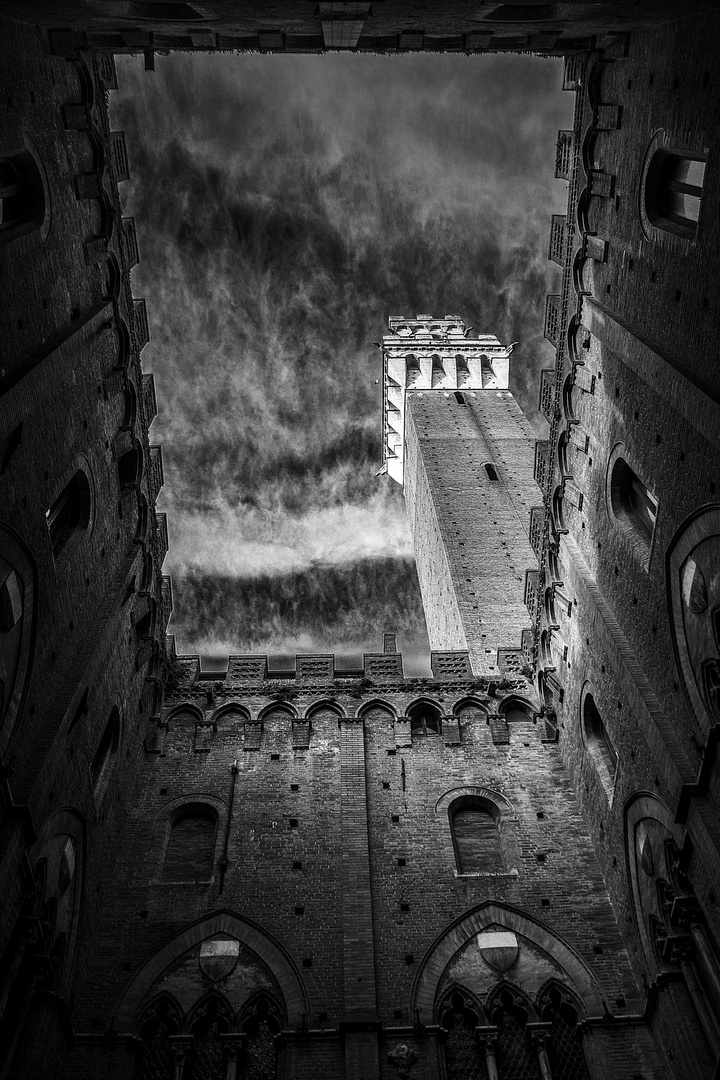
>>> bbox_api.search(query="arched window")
[610,457,657,554]
[408,700,441,737]
[137,999,179,1080]
[0,150,45,243]
[484,463,499,481]
[242,997,281,1080]
[46,470,92,566]
[118,445,143,490]
[90,707,120,807]
[645,149,705,239]
[540,986,590,1080]
[489,989,540,1079]
[162,804,217,882]
[440,991,484,1080]
[499,699,535,725]
[582,693,617,795]
[450,796,504,875]
[190,996,231,1077]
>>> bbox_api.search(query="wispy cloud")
[111,52,571,672]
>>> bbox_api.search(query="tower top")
[380,314,513,485]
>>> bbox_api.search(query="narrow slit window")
[485,463,499,481]
[583,693,617,796]
[90,707,120,806]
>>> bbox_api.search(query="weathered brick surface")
[404,391,539,676]
[0,20,168,1077]
[3,9,720,1080]
[60,670,665,1077]
[531,15,720,1078]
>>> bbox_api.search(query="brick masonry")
[2,7,720,1080]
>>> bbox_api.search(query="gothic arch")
[238,988,286,1030]
[258,701,298,722]
[164,702,205,727]
[487,980,538,1022]
[355,697,395,719]
[211,702,251,725]
[452,696,487,716]
[497,695,537,720]
[411,902,606,1022]
[136,990,182,1034]
[304,698,346,720]
[114,910,309,1032]
[404,695,442,717]
[186,989,233,1033]
[562,373,577,423]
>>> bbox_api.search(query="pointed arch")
[487,983,540,1078]
[187,988,233,1031]
[240,992,282,1080]
[304,699,346,720]
[212,702,251,725]
[537,981,590,1080]
[114,910,309,1032]
[258,701,298,722]
[411,902,606,1022]
[136,993,181,1080]
[355,697,395,719]
[439,986,486,1080]
[452,696,488,717]
[164,702,205,727]
[497,695,537,722]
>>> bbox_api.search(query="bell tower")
[381,314,539,676]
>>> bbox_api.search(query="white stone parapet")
[380,314,512,485]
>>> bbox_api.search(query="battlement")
[165,640,514,689]
[380,313,513,485]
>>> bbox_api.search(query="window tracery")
[488,988,540,1080]
[137,998,180,1080]
[538,985,589,1080]
[241,995,281,1080]
[440,991,486,1080]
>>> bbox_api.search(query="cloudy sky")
[111,52,570,673]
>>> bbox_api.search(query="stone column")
[527,1023,553,1080]
[219,1033,245,1080]
[168,1035,194,1080]
[475,1027,500,1080]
